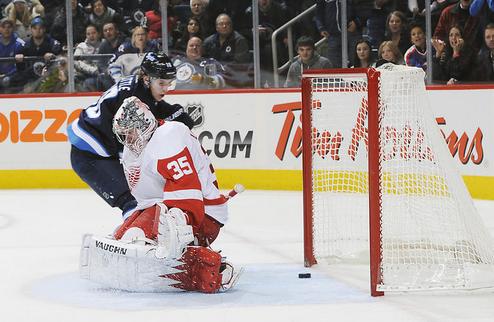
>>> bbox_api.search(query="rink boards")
[0,86,493,199]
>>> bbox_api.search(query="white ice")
[1,189,494,322]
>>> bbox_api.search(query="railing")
[271,4,316,87]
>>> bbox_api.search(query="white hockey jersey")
[121,121,228,226]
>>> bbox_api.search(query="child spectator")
[376,40,404,66]
[404,23,429,70]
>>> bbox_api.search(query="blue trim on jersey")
[67,119,111,157]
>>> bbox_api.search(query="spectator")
[172,36,226,89]
[15,16,62,89]
[472,22,494,81]
[376,40,404,66]
[74,24,101,91]
[107,26,159,83]
[470,0,494,32]
[50,0,89,46]
[315,0,362,67]
[120,0,155,34]
[432,24,476,84]
[284,36,332,88]
[351,38,375,68]
[0,17,24,92]
[203,13,250,64]
[88,0,123,34]
[384,11,411,56]
[404,23,429,71]
[244,0,291,85]
[4,0,38,39]
[433,0,481,52]
[98,21,127,55]
[174,16,202,53]
[190,0,215,39]
[145,1,162,40]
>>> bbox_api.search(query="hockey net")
[301,65,494,295]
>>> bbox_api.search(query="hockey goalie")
[80,96,241,293]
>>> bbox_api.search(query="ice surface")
[1,189,494,322]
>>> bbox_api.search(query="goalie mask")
[113,96,158,155]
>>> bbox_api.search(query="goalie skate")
[218,260,243,292]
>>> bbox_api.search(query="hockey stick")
[225,184,245,200]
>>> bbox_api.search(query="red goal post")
[301,66,494,296]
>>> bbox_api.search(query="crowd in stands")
[0,0,493,93]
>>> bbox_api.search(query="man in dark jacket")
[472,23,494,81]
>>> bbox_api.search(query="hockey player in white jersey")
[80,96,241,293]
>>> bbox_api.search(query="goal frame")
[301,68,383,296]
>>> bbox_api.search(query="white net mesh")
[307,65,494,291]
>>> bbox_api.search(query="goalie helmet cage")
[301,65,494,297]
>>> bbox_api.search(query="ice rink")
[1,189,494,322]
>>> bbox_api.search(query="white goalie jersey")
[121,121,228,225]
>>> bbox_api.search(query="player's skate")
[155,203,194,259]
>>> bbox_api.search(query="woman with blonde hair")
[107,26,160,83]
[376,40,404,66]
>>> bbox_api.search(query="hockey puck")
[298,273,311,279]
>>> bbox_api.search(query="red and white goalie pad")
[80,234,241,293]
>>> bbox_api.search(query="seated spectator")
[3,0,39,39]
[0,17,24,92]
[172,36,226,89]
[384,11,411,56]
[50,0,89,46]
[98,21,127,55]
[203,13,250,64]
[404,23,429,71]
[434,0,481,52]
[107,26,159,83]
[376,40,404,66]
[432,25,476,84]
[74,24,101,91]
[472,22,494,81]
[190,0,215,39]
[284,36,332,88]
[88,0,123,34]
[35,56,68,92]
[15,17,62,90]
[174,16,202,53]
[351,38,375,68]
